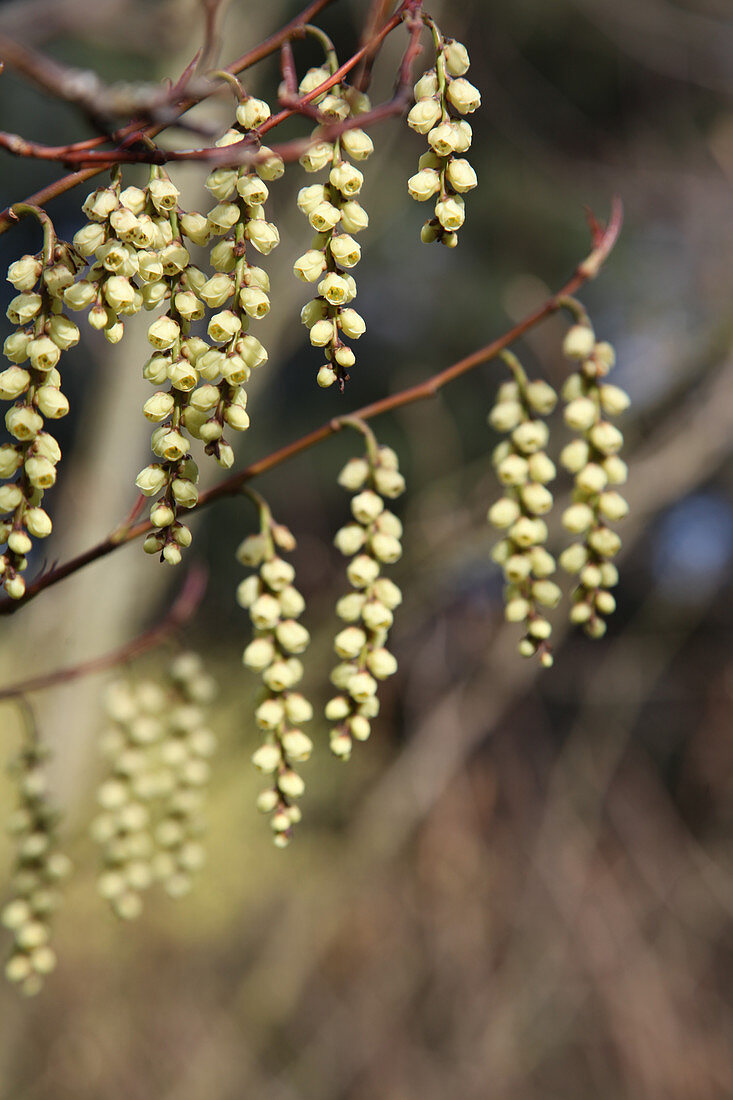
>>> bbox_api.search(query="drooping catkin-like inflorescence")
[293,62,372,389]
[487,353,561,667]
[178,95,283,465]
[326,434,405,759]
[559,323,630,638]
[407,26,479,247]
[92,653,218,919]
[130,168,207,565]
[237,508,313,847]
[2,728,72,995]
[1,226,81,598]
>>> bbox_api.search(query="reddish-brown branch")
[0,200,623,618]
[0,0,355,232]
[0,567,207,700]
[0,10,408,170]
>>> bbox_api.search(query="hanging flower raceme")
[2,727,72,995]
[68,174,148,343]
[407,27,479,247]
[237,504,313,847]
[134,168,205,565]
[92,653,218,919]
[293,63,372,389]
[1,217,81,598]
[559,323,630,638]
[487,354,560,666]
[326,430,405,760]
[179,94,283,467]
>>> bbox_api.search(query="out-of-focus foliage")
[0,0,732,1097]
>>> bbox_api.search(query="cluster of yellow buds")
[294,65,372,389]
[91,654,217,919]
[488,355,561,666]
[126,168,208,565]
[559,324,629,638]
[237,511,313,846]
[407,30,479,246]
[326,437,405,759]
[0,233,81,598]
[2,736,72,995]
[70,175,170,341]
[179,95,283,461]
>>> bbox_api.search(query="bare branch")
[0,201,623,616]
[0,567,207,699]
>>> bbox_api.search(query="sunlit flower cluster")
[488,360,561,666]
[178,95,283,459]
[559,325,629,638]
[2,735,71,995]
[407,31,480,246]
[237,515,313,846]
[0,238,81,598]
[91,654,218,919]
[294,66,372,389]
[326,439,405,760]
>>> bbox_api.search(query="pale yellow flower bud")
[207,310,241,344]
[443,39,470,77]
[338,308,366,339]
[3,332,31,363]
[148,316,180,351]
[597,491,628,522]
[599,383,630,416]
[237,174,269,206]
[575,462,608,495]
[252,744,281,773]
[171,479,198,508]
[318,272,351,306]
[7,292,42,325]
[309,201,341,233]
[207,203,240,235]
[527,452,556,483]
[334,524,367,555]
[373,468,405,498]
[236,97,271,129]
[564,396,598,432]
[331,206,364,241]
[563,325,595,360]
[435,196,466,231]
[447,77,481,114]
[329,234,361,268]
[310,319,334,347]
[445,160,477,195]
[407,98,443,134]
[329,162,363,197]
[347,554,380,588]
[341,128,374,160]
[254,147,284,180]
[246,220,280,255]
[603,455,628,484]
[179,212,211,246]
[562,503,594,533]
[260,556,295,591]
[338,457,370,490]
[0,367,30,400]
[560,438,590,472]
[589,421,623,455]
[34,387,69,419]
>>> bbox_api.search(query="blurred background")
[0,0,732,1096]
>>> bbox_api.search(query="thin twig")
[0,200,623,617]
[0,0,341,232]
[0,567,207,700]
